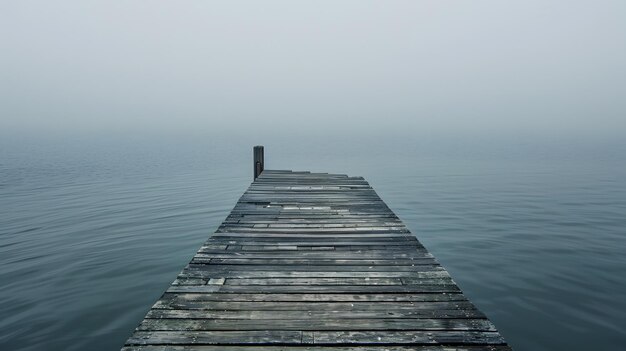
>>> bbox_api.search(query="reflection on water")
[1,133,625,350]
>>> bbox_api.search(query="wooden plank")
[126,331,302,345]
[167,285,462,294]
[145,309,487,320]
[123,346,513,351]
[150,300,477,311]
[184,264,444,272]
[178,271,449,279]
[195,258,437,265]
[126,330,506,345]
[157,293,469,302]
[193,252,434,259]
[137,318,496,331]
[222,277,409,286]
[313,330,507,344]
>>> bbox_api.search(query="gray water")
[1,132,625,351]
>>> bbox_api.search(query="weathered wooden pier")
[122,146,510,350]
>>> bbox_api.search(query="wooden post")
[253,145,264,180]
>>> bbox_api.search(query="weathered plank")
[126,330,505,345]
[137,318,496,331]
[122,170,509,350]
[150,300,478,311]
[123,346,513,351]
[156,293,469,302]
[145,310,487,320]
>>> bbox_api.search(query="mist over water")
[1,132,625,351]
[3,1,626,137]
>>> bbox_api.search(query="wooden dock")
[122,152,510,350]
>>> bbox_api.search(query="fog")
[2,0,625,137]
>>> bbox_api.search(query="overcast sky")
[1,1,625,136]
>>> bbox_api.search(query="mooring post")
[253,145,264,180]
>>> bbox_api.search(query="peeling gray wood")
[157,292,469,303]
[149,300,478,311]
[145,309,487,320]
[123,170,509,350]
[122,346,512,351]
[137,318,496,331]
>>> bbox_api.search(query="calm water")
[1,133,625,350]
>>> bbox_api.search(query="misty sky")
[1,1,625,136]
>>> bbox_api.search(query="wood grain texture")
[122,170,509,350]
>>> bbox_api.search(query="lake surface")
[1,132,625,350]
